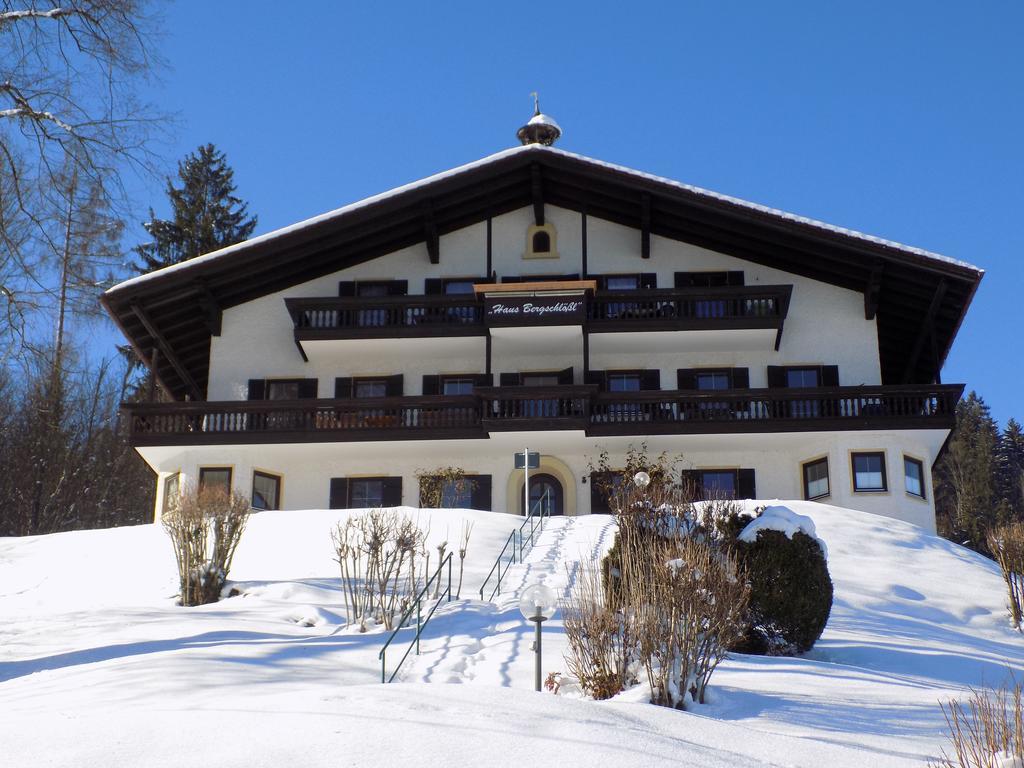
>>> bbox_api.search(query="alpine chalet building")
[104,112,982,531]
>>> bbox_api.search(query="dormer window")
[525,223,558,259]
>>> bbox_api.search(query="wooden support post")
[864,261,883,320]
[581,209,588,276]
[640,193,651,259]
[131,303,203,401]
[424,201,439,264]
[485,333,492,376]
[486,216,493,276]
[531,165,544,226]
[902,279,947,383]
[147,347,159,401]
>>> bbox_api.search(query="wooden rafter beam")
[423,201,439,264]
[531,164,544,226]
[640,192,651,259]
[902,279,948,383]
[864,260,884,320]
[131,303,203,401]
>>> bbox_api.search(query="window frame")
[353,377,389,398]
[851,451,888,493]
[802,456,830,501]
[198,466,233,498]
[607,371,642,392]
[349,477,386,508]
[440,375,476,395]
[251,470,282,511]
[162,472,181,516]
[699,469,738,500]
[265,378,305,401]
[904,455,926,499]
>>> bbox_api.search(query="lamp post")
[519,582,557,691]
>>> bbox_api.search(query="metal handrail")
[478,489,551,602]
[378,551,453,683]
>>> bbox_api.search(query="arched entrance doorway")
[521,473,564,516]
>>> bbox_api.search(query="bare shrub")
[987,523,1024,630]
[331,508,429,631]
[415,466,477,508]
[932,681,1024,767]
[562,563,637,699]
[456,520,473,599]
[162,487,249,606]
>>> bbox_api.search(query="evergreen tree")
[997,419,1024,518]
[132,144,257,273]
[934,392,1002,553]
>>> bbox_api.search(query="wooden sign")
[484,295,586,326]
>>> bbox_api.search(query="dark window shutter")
[820,365,839,387]
[382,477,402,506]
[674,272,689,288]
[338,281,356,297]
[386,374,404,396]
[470,475,492,511]
[590,472,612,514]
[500,372,521,386]
[641,370,661,390]
[389,280,408,296]
[334,377,353,398]
[681,470,703,500]
[727,271,745,286]
[738,468,757,499]
[585,370,606,389]
[422,375,440,395]
[424,278,444,295]
[767,366,787,389]
[677,369,697,390]
[329,478,349,509]
[640,273,658,289]
[557,367,574,385]
[474,373,494,387]
[298,379,318,399]
[732,368,750,389]
[247,379,265,400]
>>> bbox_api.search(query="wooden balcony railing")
[283,285,792,343]
[123,384,963,446]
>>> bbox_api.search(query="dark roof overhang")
[103,145,983,400]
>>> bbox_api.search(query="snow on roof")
[108,144,981,295]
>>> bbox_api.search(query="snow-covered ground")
[1,501,1020,767]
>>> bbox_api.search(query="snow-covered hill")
[1,502,1020,767]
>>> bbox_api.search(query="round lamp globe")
[519,582,557,621]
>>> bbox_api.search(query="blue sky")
[117,1,1022,425]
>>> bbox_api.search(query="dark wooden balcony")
[586,285,792,333]
[283,285,792,348]
[123,384,963,447]
[477,385,595,432]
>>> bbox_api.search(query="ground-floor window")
[418,474,492,510]
[199,466,232,498]
[162,472,180,515]
[252,471,281,511]
[851,452,887,492]
[329,476,403,509]
[904,456,926,499]
[682,468,757,501]
[802,457,830,500]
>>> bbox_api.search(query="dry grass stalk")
[456,520,473,599]
[331,508,428,631]
[562,563,637,699]
[162,486,250,607]
[932,682,1024,767]
[987,524,1024,630]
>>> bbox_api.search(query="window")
[701,470,737,499]
[252,471,281,511]
[441,479,474,508]
[606,275,640,291]
[444,280,476,295]
[852,452,887,492]
[803,458,830,500]
[786,368,820,388]
[354,379,388,398]
[162,473,180,516]
[525,223,558,259]
[351,478,385,507]
[199,467,232,498]
[442,377,475,395]
[532,230,551,253]
[904,456,925,499]
[608,373,641,392]
[267,379,300,400]
[696,372,731,391]
[522,374,559,386]
[675,271,745,288]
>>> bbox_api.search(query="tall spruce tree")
[132,144,257,273]
[933,392,1002,553]
[996,419,1024,519]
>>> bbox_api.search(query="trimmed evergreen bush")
[729,527,833,655]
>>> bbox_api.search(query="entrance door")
[522,473,564,516]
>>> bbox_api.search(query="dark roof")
[103,144,984,400]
